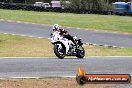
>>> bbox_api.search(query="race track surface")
[0,57,132,77]
[0,21,132,47]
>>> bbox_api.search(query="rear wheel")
[54,44,66,59]
[76,46,85,59]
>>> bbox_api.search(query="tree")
[61,0,112,11]
[0,0,52,3]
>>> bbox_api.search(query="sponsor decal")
[76,67,131,85]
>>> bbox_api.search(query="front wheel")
[54,44,66,59]
[76,46,85,59]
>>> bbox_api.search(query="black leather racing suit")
[59,29,76,45]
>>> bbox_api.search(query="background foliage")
[0,0,131,10]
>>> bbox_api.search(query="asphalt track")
[0,57,131,88]
[0,20,132,48]
[0,57,132,77]
[0,21,132,88]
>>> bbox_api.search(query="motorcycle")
[50,32,85,59]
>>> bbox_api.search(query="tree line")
[61,0,131,11]
[0,0,131,11]
[0,0,51,4]
[0,0,130,4]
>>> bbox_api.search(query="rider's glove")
[50,33,53,37]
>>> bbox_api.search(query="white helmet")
[52,24,60,31]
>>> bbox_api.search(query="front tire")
[76,46,85,59]
[54,44,66,59]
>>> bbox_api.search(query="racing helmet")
[52,24,60,31]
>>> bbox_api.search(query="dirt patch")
[0,78,129,88]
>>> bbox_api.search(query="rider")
[52,24,77,45]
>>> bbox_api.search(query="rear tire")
[76,46,85,59]
[54,44,66,59]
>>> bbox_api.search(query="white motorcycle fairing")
[51,32,73,54]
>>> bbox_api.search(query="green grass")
[0,34,55,57]
[84,45,132,56]
[0,33,132,57]
[0,9,132,33]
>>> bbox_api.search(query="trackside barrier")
[0,3,113,14]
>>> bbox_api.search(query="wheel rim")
[78,46,85,56]
[56,45,65,57]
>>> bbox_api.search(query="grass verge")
[0,34,132,57]
[0,9,132,33]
